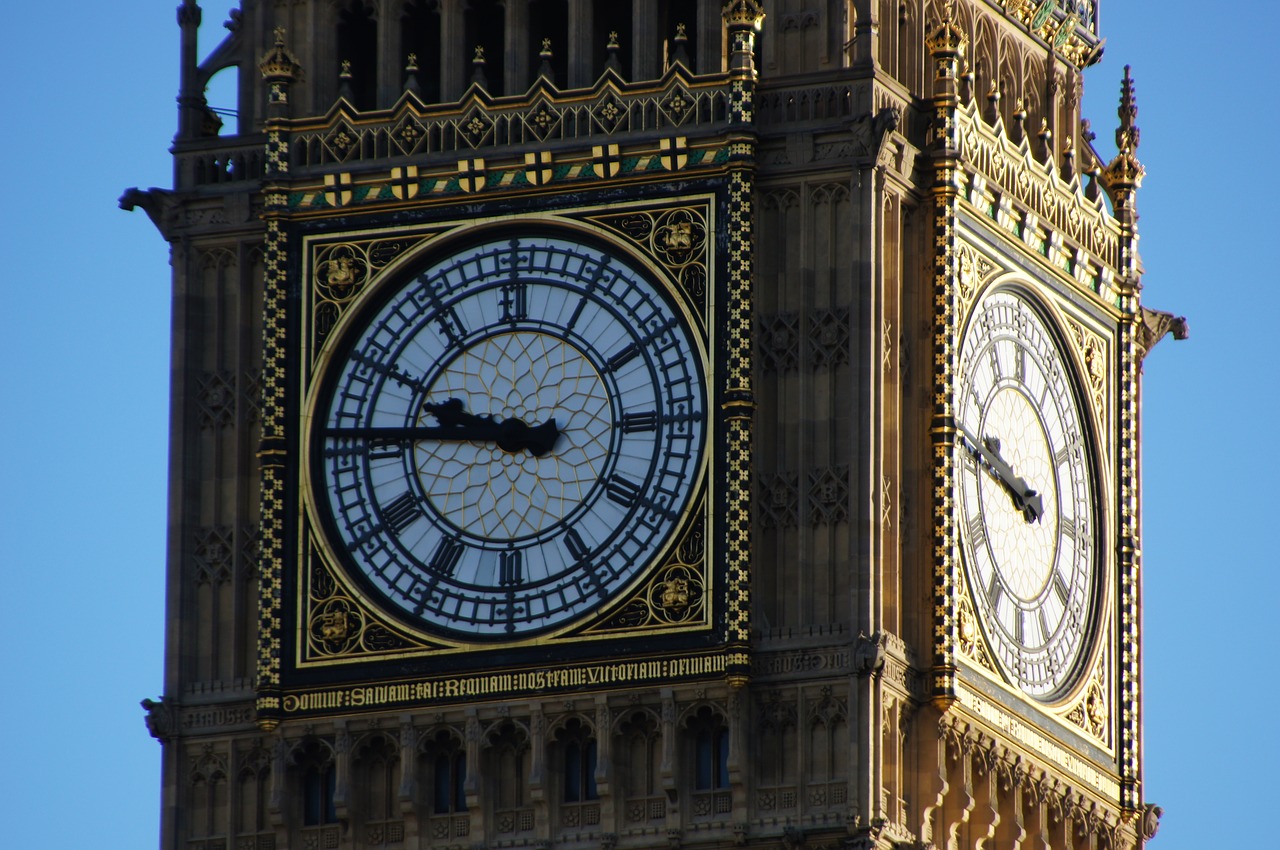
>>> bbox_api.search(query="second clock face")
[954,288,1099,700]
[308,232,707,640]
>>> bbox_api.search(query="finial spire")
[925,0,967,98]
[1060,135,1076,181]
[538,38,555,84]
[337,59,355,103]
[177,0,206,139]
[722,0,766,30]
[1037,118,1053,163]
[259,27,301,84]
[1100,66,1145,229]
[471,46,489,90]
[403,53,422,97]
[1116,64,1140,154]
[259,27,302,119]
[177,0,201,29]
[985,80,1001,127]
[926,0,965,59]
[670,23,691,69]
[604,31,623,77]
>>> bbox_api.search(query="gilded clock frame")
[948,219,1119,760]
[281,196,723,680]
[952,277,1105,705]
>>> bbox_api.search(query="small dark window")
[694,726,729,791]
[564,739,599,802]
[303,764,337,826]
[464,0,506,94]
[402,0,442,102]
[592,0,631,77]
[337,1,379,109]
[432,751,468,813]
[528,0,569,85]
[657,0,698,71]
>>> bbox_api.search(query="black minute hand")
[956,422,1044,524]
[330,398,560,457]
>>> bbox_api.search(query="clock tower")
[127,2,1180,849]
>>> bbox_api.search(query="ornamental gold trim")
[947,225,1119,744]
[279,651,729,717]
[956,100,1123,279]
[958,559,1116,756]
[309,232,445,356]
[286,65,733,171]
[1005,0,1100,67]
[1063,316,1109,449]
[956,593,999,676]
[579,205,710,321]
[256,159,290,716]
[943,693,1121,808]
[304,538,440,659]
[582,510,710,634]
[722,161,755,661]
[1063,650,1111,747]
[955,240,1003,319]
[293,200,718,666]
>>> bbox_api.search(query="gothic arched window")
[302,764,336,826]
[188,750,228,845]
[417,729,469,843]
[235,746,271,844]
[485,722,532,836]
[421,730,467,815]
[685,706,731,820]
[556,719,599,803]
[553,718,600,830]
[806,689,849,811]
[290,739,337,829]
[756,693,799,813]
[618,710,664,825]
[354,733,401,844]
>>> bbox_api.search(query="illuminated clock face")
[309,233,707,639]
[954,289,1099,700]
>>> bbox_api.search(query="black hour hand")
[422,398,560,457]
[957,423,1044,524]
[329,399,560,457]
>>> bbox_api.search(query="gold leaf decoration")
[303,546,429,660]
[956,241,999,317]
[1064,317,1107,443]
[581,204,710,322]
[585,512,709,634]
[956,595,998,675]
[309,234,441,353]
[1063,664,1109,745]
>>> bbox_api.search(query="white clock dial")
[955,289,1098,699]
[309,233,707,639]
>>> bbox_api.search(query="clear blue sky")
[1,3,1271,847]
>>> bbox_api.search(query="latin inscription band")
[282,653,727,714]
[956,684,1119,799]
